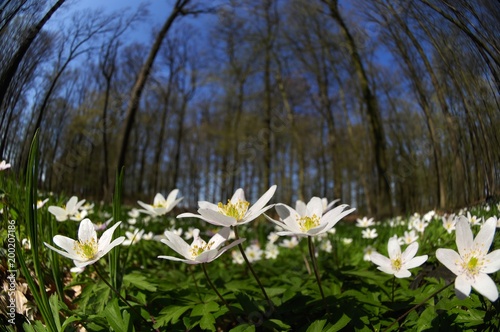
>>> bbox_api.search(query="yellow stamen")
[74,238,98,260]
[298,214,320,231]
[391,257,402,271]
[218,200,249,220]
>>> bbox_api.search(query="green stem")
[190,265,203,302]
[308,236,329,314]
[202,263,229,307]
[391,275,396,303]
[94,264,159,332]
[234,226,273,309]
[383,281,453,332]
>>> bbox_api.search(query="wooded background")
[1,0,498,217]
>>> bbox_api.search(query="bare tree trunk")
[323,0,393,216]
[116,0,190,172]
[0,0,65,108]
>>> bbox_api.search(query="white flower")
[356,217,375,228]
[436,216,500,301]
[466,212,482,226]
[0,160,11,171]
[159,228,244,264]
[321,198,340,213]
[423,210,436,222]
[399,230,419,245]
[245,244,263,263]
[178,185,277,227]
[48,196,86,222]
[280,237,299,248]
[137,189,183,217]
[342,238,353,245]
[370,236,428,278]
[92,217,113,231]
[442,215,457,234]
[22,238,31,250]
[319,239,332,253]
[122,228,145,246]
[36,199,49,209]
[267,232,279,244]
[232,250,245,265]
[69,209,88,222]
[128,208,140,219]
[265,242,279,259]
[361,228,378,239]
[266,197,354,237]
[44,219,124,268]
[363,246,376,261]
[183,227,196,240]
[412,219,429,233]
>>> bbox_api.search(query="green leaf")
[191,302,219,317]
[306,319,326,332]
[199,312,216,331]
[49,294,62,331]
[155,305,192,327]
[229,324,256,332]
[104,298,133,332]
[123,272,157,292]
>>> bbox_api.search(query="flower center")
[391,257,403,271]
[189,240,214,258]
[74,239,98,260]
[461,252,483,277]
[298,214,320,231]
[218,200,249,220]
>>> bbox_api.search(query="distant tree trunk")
[323,0,393,216]
[0,0,65,109]
[116,0,190,174]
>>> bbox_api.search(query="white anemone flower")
[361,228,378,239]
[370,236,428,278]
[436,216,500,302]
[137,189,183,217]
[0,160,11,171]
[159,228,244,264]
[442,215,457,234]
[177,185,277,227]
[44,219,124,268]
[48,196,86,222]
[356,217,375,228]
[266,197,355,237]
[122,228,145,246]
[36,198,49,209]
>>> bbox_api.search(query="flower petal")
[436,248,462,275]
[306,197,323,218]
[158,255,198,264]
[97,236,125,258]
[198,209,237,227]
[401,242,419,262]
[197,201,219,211]
[44,242,81,261]
[388,237,401,260]
[404,255,428,270]
[455,274,471,299]
[275,204,303,234]
[394,269,411,278]
[166,189,179,203]
[474,217,497,255]
[456,216,473,257]
[78,219,97,242]
[483,249,500,273]
[295,200,307,216]
[245,185,276,220]
[161,232,191,258]
[370,251,391,269]
[470,273,499,302]
[98,221,122,252]
[230,188,246,203]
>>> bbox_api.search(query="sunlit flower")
[399,230,419,245]
[412,219,429,233]
[361,228,378,239]
[232,250,245,265]
[44,219,124,268]
[265,242,279,259]
[322,198,340,213]
[466,212,482,226]
[0,160,11,171]
[245,244,263,263]
[48,196,86,222]
[267,232,279,244]
[183,227,196,240]
[436,216,500,301]
[22,238,31,250]
[178,185,277,227]
[92,217,113,231]
[36,198,49,209]
[158,228,244,264]
[142,231,154,240]
[69,209,88,222]
[363,246,376,261]
[342,238,353,245]
[370,236,428,278]
[319,239,332,253]
[442,215,457,234]
[356,217,375,228]
[423,210,436,222]
[137,189,183,217]
[280,237,299,248]
[266,197,354,237]
[122,228,145,246]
